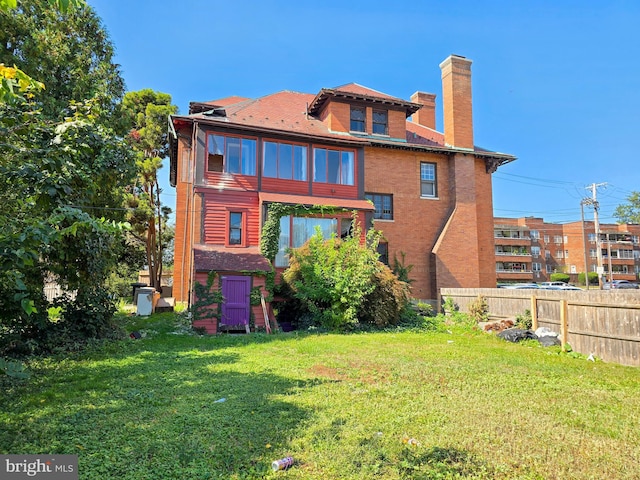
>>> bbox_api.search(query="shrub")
[550,273,570,283]
[515,309,532,330]
[577,272,599,286]
[359,265,411,327]
[467,295,489,323]
[283,224,384,330]
[442,297,458,315]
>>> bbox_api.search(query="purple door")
[221,276,251,328]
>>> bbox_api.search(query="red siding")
[203,171,259,191]
[201,191,260,246]
[311,183,358,198]
[262,177,309,195]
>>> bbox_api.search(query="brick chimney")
[410,91,436,130]
[440,55,473,150]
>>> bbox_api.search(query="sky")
[88,0,640,226]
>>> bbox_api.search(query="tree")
[614,191,640,224]
[0,1,135,354]
[121,89,177,291]
[0,0,123,126]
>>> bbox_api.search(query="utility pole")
[580,200,590,290]
[586,183,607,289]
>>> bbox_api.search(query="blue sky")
[89,0,640,225]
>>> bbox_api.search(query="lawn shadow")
[0,337,323,478]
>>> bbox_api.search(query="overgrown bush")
[467,295,489,323]
[283,224,406,330]
[359,265,411,327]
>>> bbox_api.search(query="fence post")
[530,295,538,331]
[560,299,568,351]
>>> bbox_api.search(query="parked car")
[538,281,568,289]
[500,283,540,289]
[603,280,639,290]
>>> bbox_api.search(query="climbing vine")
[191,271,223,323]
[259,202,352,261]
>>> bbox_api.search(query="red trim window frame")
[312,146,356,185]
[262,139,308,181]
[206,132,258,176]
[226,209,248,247]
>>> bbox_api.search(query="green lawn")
[1,313,639,479]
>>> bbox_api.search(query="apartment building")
[169,55,515,333]
[495,217,640,284]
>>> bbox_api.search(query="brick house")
[169,54,515,333]
[494,216,640,285]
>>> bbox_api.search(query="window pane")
[263,141,278,178]
[293,145,306,181]
[373,110,388,135]
[275,216,290,267]
[293,217,337,247]
[350,107,365,132]
[421,163,435,180]
[241,139,256,175]
[382,195,392,219]
[226,137,241,174]
[341,151,354,185]
[421,182,434,196]
[229,212,242,245]
[327,150,340,184]
[208,134,224,155]
[313,148,327,182]
[279,143,292,179]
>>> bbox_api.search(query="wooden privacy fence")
[440,288,640,367]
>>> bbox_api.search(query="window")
[530,230,539,240]
[207,133,256,175]
[545,250,551,258]
[590,249,597,258]
[532,263,541,272]
[350,106,365,132]
[531,246,540,257]
[263,141,307,180]
[633,236,639,244]
[420,162,437,197]
[372,110,388,135]
[275,216,338,267]
[565,250,569,259]
[366,193,393,220]
[313,148,354,185]
[588,233,596,242]
[544,235,550,243]
[228,212,243,246]
[554,235,563,244]
[546,264,553,273]
[564,235,569,243]
[556,250,564,259]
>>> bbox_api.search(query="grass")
[1,312,640,479]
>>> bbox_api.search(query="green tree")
[0,0,123,125]
[121,89,177,291]
[0,1,135,354]
[614,191,640,224]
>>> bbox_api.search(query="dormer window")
[373,109,388,135]
[350,106,365,132]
